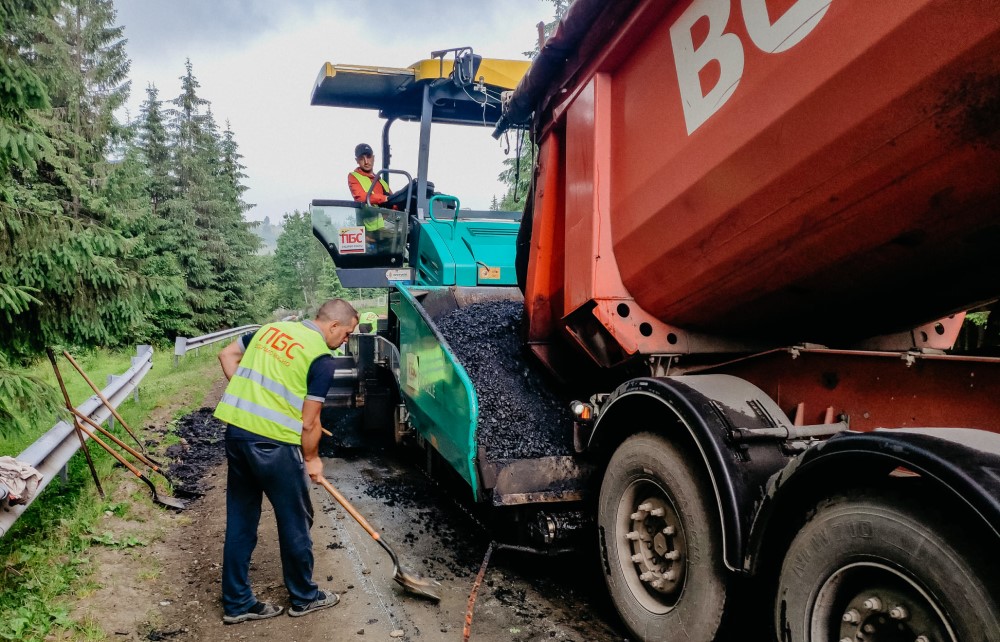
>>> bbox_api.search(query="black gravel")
[435,300,574,460]
[349,462,486,580]
[164,407,226,498]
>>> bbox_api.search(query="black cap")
[355,143,374,158]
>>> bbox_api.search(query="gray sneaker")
[223,601,284,624]
[288,589,340,617]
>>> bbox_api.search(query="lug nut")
[631,554,643,564]
[842,609,860,624]
[665,550,680,560]
[840,638,853,642]
[663,570,677,581]
[651,580,664,589]
[889,605,908,621]
[863,596,883,611]
[630,510,647,520]
[662,526,676,536]
[915,637,929,642]
[862,624,875,634]
[639,572,655,582]
[626,531,641,541]
[638,502,653,512]
[650,507,665,517]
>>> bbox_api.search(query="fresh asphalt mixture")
[435,300,575,461]
[164,408,227,497]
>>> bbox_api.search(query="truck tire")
[598,432,728,642]
[775,489,1000,642]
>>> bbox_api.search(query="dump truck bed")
[506,0,1000,353]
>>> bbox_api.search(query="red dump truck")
[488,0,1000,640]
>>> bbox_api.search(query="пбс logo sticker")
[339,226,366,254]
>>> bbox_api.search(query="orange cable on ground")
[462,540,496,642]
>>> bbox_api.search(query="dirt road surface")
[72,406,631,642]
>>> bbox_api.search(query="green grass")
[0,346,222,642]
[354,304,387,318]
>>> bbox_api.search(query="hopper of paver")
[392,284,592,505]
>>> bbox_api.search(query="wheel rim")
[810,562,958,642]
[614,477,688,614]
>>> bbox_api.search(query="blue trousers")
[222,435,320,616]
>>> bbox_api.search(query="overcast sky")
[114,0,553,222]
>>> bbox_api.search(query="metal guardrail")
[0,345,154,538]
[173,325,259,366]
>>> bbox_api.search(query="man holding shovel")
[214,299,358,624]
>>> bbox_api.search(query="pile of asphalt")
[164,408,227,498]
[435,300,574,461]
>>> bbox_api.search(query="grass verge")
[0,346,222,642]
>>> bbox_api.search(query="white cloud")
[118,0,552,221]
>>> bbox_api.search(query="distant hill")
[252,216,281,255]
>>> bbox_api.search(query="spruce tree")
[138,84,171,216]
[132,83,194,338]
[160,61,263,332]
[0,0,143,435]
[0,0,60,436]
[216,120,264,323]
[1,0,149,357]
[163,59,220,331]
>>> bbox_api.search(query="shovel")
[72,418,188,510]
[48,348,185,510]
[316,476,441,602]
[47,348,105,498]
[62,350,152,459]
[68,406,176,487]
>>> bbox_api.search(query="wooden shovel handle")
[62,351,144,450]
[69,407,160,473]
[316,477,381,542]
[74,419,144,478]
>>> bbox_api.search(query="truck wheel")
[775,490,1000,642]
[598,432,728,642]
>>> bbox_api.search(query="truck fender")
[586,375,795,571]
[745,428,1000,574]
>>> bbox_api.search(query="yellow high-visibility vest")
[214,322,331,444]
[350,171,390,198]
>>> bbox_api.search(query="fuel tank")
[514,0,1000,349]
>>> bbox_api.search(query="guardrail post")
[106,374,117,429]
[58,465,68,483]
[132,346,150,402]
[173,336,187,367]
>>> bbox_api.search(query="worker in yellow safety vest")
[214,299,358,623]
[347,143,390,205]
[357,311,379,334]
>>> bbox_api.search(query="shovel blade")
[155,493,188,510]
[394,569,442,602]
